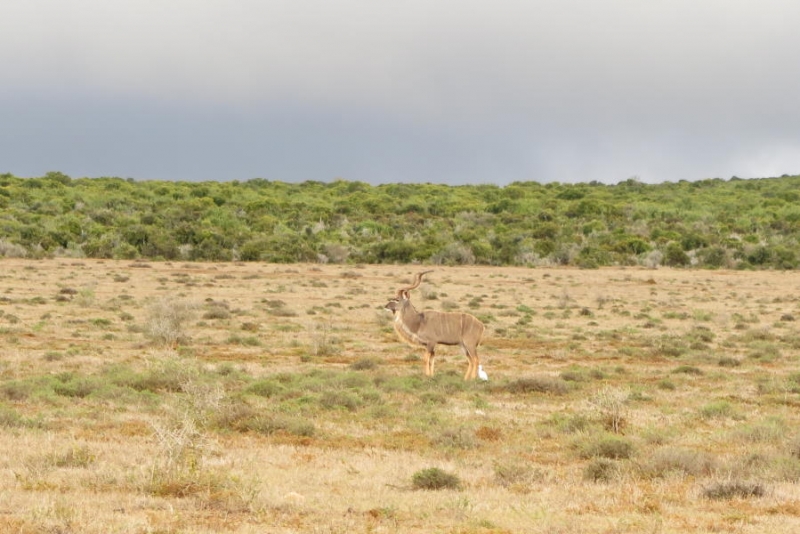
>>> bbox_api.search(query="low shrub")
[418,392,448,405]
[211,400,315,437]
[242,415,316,438]
[576,433,634,460]
[0,404,24,428]
[52,373,103,398]
[349,358,379,371]
[411,467,462,490]
[319,390,363,412]
[49,445,96,468]
[699,400,738,420]
[583,458,619,482]
[147,467,258,512]
[144,298,196,345]
[503,376,569,395]
[638,447,716,479]
[0,380,34,401]
[731,420,786,444]
[702,481,765,500]
[553,413,594,434]
[245,379,285,398]
[672,365,703,375]
[433,427,478,450]
[202,301,231,320]
[107,359,192,393]
[494,461,543,490]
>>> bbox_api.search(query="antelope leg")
[464,346,479,380]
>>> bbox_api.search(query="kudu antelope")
[384,271,486,380]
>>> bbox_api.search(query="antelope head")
[384,270,432,314]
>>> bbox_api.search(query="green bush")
[319,390,363,411]
[664,242,690,266]
[576,433,634,460]
[2,172,800,267]
[108,365,185,393]
[697,246,729,268]
[245,379,285,398]
[411,467,462,490]
[503,376,569,395]
[52,373,103,398]
[583,458,619,482]
[699,400,737,420]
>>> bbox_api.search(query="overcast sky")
[1,1,799,185]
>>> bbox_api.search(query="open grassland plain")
[1,259,800,533]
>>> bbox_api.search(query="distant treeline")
[1,172,799,269]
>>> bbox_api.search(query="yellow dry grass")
[1,258,800,533]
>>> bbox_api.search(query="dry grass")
[1,258,800,532]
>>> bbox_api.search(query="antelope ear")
[401,290,410,300]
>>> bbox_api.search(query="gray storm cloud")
[1,0,799,183]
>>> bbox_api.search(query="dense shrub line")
[1,172,799,268]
